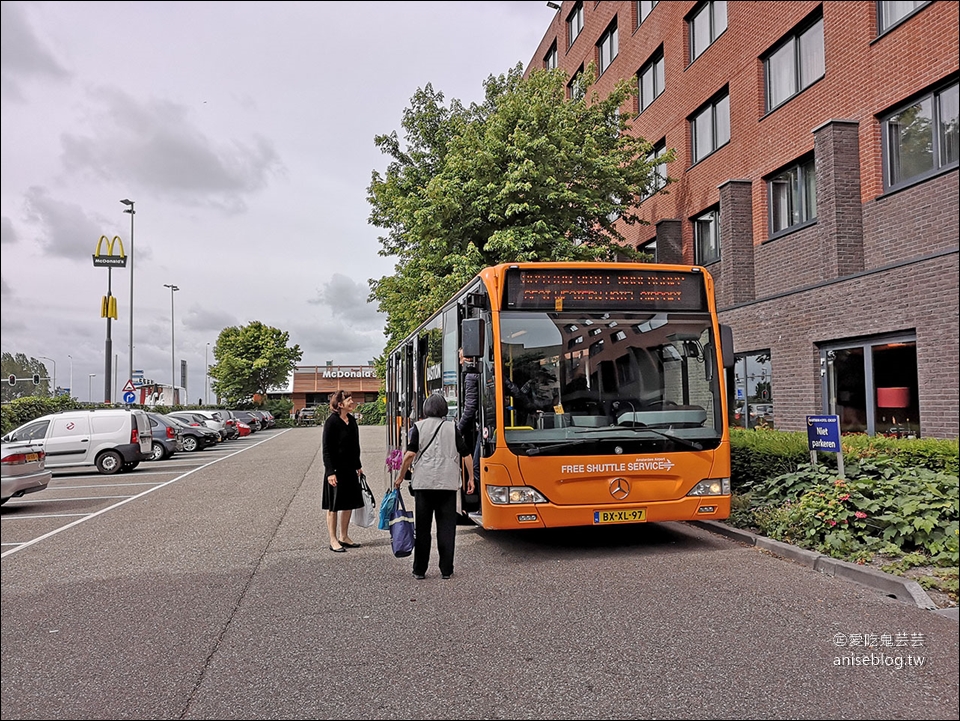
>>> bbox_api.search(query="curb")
[694,520,954,616]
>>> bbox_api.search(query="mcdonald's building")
[274,364,382,414]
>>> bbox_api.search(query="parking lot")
[1,427,287,556]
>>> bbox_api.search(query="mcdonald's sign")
[92,235,127,267]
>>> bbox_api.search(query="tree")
[207,322,302,407]
[367,62,674,349]
[1,352,51,402]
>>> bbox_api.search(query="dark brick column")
[814,119,864,279]
[718,179,755,307]
[655,219,682,264]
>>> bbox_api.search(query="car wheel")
[96,450,123,474]
[150,442,166,461]
[182,435,199,452]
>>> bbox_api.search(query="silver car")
[1,441,52,505]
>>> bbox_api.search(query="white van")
[1,409,152,474]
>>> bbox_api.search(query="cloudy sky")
[1,0,553,402]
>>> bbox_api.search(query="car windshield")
[499,310,723,455]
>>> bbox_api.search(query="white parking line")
[0,429,289,559]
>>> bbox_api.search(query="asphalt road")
[1,425,957,719]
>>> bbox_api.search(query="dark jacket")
[457,363,479,436]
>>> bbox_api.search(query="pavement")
[695,520,959,621]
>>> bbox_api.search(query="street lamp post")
[164,284,179,396]
[205,342,211,405]
[121,199,135,385]
[68,355,73,399]
[38,356,56,396]
[88,373,96,403]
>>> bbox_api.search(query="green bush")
[731,458,959,567]
[1,395,84,435]
[729,427,808,492]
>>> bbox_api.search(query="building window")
[568,64,585,101]
[638,1,658,25]
[694,208,720,265]
[878,1,931,33]
[820,334,919,437]
[764,14,824,112]
[598,20,619,75]
[568,2,584,48]
[642,141,668,201]
[691,90,730,163]
[882,80,959,190]
[544,41,558,70]
[768,157,817,234]
[638,47,665,112]
[689,1,727,62]
[638,238,657,261]
[730,352,773,429]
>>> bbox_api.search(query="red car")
[235,420,252,437]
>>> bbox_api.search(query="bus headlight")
[686,478,730,496]
[486,486,548,505]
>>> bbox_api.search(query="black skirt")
[322,471,363,511]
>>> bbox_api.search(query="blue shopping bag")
[389,492,415,558]
[378,488,398,531]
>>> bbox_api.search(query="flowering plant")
[385,448,403,471]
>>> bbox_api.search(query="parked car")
[1,442,52,505]
[256,410,276,428]
[168,416,219,452]
[194,409,237,440]
[235,420,252,437]
[230,411,262,433]
[1,409,152,475]
[168,411,225,441]
[145,412,182,461]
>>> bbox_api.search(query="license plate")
[25,453,38,462]
[594,508,647,524]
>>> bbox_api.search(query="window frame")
[641,140,668,201]
[690,89,730,164]
[693,207,721,265]
[544,41,558,71]
[688,0,727,62]
[763,12,825,113]
[877,1,931,35]
[568,2,584,48]
[767,155,817,236]
[638,46,665,112]
[598,18,619,75]
[881,79,959,191]
[638,0,658,26]
[568,64,586,101]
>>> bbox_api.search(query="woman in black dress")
[321,390,364,552]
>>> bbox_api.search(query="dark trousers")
[412,489,458,576]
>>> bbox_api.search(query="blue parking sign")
[806,415,841,452]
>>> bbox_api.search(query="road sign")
[806,414,845,477]
[122,391,137,404]
[122,379,136,393]
[806,415,841,452]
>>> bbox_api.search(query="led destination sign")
[504,268,708,312]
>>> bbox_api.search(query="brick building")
[289,364,382,415]
[525,1,958,438]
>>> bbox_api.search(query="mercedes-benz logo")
[609,477,630,500]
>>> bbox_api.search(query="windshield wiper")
[621,424,703,450]
[573,423,703,451]
[523,439,595,456]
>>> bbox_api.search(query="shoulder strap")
[417,419,446,460]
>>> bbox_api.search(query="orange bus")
[384,262,735,530]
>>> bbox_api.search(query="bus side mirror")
[462,318,484,359]
[720,324,735,369]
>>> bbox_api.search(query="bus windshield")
[499,310,722,455]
